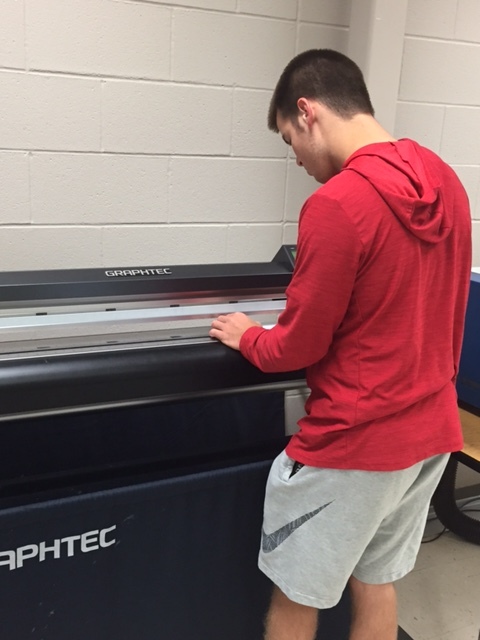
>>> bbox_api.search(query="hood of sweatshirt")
[343,138,452,243]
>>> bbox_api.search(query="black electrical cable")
[422,499,480,544]
[431,456,480,544]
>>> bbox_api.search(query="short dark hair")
[268,49,374,131]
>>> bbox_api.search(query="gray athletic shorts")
[258,450,449,609]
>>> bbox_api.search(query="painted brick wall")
[396,0,480,265]
[0,0,349,269]
[0,0,478,270]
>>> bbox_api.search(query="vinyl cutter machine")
[0,246,354,640]
[0,244,304,420]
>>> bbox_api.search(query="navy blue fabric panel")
[0,391,353,638]
[457,275,480,410]
[0,461,273,639]
[0,459,352,640]
[0,392,285,493]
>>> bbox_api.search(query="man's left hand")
[209,312,261,350]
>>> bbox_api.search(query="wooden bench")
[432,407,480,544]
[456,408,480,472]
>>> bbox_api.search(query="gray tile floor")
[397,512,480,640]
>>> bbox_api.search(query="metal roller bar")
[0,299,285,331]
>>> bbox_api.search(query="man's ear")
[296,97,313,126]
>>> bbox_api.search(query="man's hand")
[209,312,261,350]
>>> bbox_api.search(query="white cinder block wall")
[0,0,350,269]
[0,0,478,269]
[395,0,480,265]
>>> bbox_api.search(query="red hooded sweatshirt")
[240,139,472,470]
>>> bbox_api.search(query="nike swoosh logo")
[261,501,333,553]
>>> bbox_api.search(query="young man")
[209,49,472,640]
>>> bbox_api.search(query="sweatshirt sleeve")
[239,193,363,373]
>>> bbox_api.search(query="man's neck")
[320,111,396,171]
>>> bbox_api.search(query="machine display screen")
[282,245,297,267]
